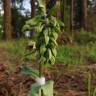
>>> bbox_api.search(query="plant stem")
[88,73,91,96]
[39,0,47,78]
[39,63,42,77]
[41,89,43,96]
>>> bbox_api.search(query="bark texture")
[3,0,12,40]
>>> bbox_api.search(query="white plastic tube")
[36,77,45,86]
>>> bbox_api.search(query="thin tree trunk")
[30,0,35,38]
[3,0,12,40]
[60,0,65,22]
[81,0,88,30]
[31,0,35,17]
[70,0,74,31]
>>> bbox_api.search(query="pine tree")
[30,0,35,17]
[3,0,12,40]
[81,0,88,30]
[60,0,66,22]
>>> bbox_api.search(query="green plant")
[74,29,96,44]
[88,73,91,96]
[87,43,96,63]
[57,45,86,65]
[22,0,64,96]
[88,73,96,96]
[7,39,25,56]
[23,0,64,73]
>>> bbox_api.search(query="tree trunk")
[70,0,74,31]
[81,0,88,30]
[30,0,35,38]
[3,0,12,40]
[60,0,66,22]
[31,0,35,17]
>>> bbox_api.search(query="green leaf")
[93,88,96,96]
[36,23,43,32]
[49,16,57,27]
[28,83,40,96]
[28,81,54,96]
[41,81,54,96]
[28,40,35,47]
[43,30,49,45]
[37,0,46,15]
[49,42,56,49]
[45,36,49,45]
[22,24,31,32]
[49,56,55,65]
[52,32,58,40]
[51,48,57,57]
[44,61,51,68]
[56,18,64,27]
[26,16,41,26]
[53,26,60,33]
[22,16,42,32]
[50,37,58,46]
[48,1,59,16]
[21,64,39,78]
[40,45,46,55]
[38,0,45,8]
[39,56,46,65]
[48,49,52,60]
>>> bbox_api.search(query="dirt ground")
[0,47,96,96]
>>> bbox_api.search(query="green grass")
[0,39,96,66]
[57,44,87,65]
[88,73,96,96]
[74,29,96,45]
[7,39,25,56]
[57,43,96,65]
[4,39,36,60]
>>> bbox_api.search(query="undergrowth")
[57,43,96,65]
[0,38,96,66]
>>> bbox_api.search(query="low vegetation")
[0,33,96,66]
